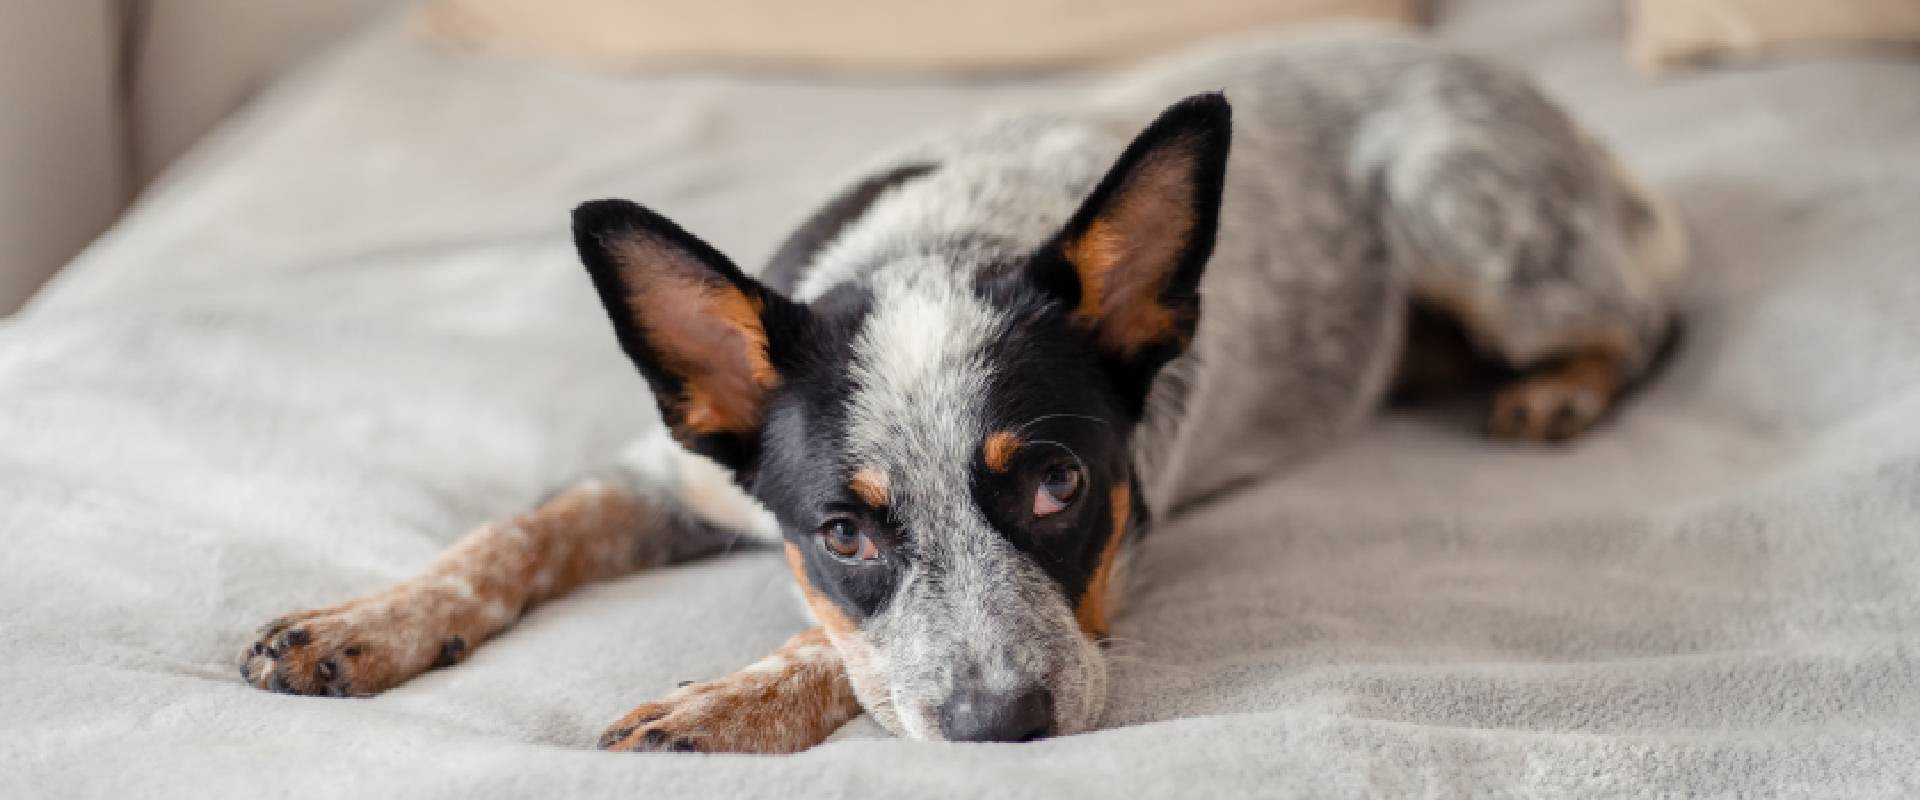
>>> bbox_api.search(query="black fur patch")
[748,288,903,621]
[967,296,1135,602]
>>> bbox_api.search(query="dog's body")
[770,30,1682,517]
[241,28,1685,752]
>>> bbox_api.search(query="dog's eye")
[818,519,880,563]
[1033,463,1084,517]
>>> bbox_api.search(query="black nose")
[938,688,1055,742]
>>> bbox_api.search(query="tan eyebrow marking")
[983,431,1021,473]
[849,467,890,507]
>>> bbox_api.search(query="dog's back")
[771,25,1686,513]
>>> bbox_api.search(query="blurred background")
[4,0,1914,314]
[0,2,390,313]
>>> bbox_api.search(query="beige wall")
[130,0,394,186]
[0,0,393,315]
[0,1,124,314]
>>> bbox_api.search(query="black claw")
[640,729,671,749]
[239,660,254,683]
[433,636,467,668]
[676,680,695,688]
[599,727,636,750]
[283,628,311,647]
[251,641,267,656]
[265,642,285,659]
[669,738,698,753]
[1546,406,1582,442]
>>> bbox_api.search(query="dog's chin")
[1046,634,1112,738]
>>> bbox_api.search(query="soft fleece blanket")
[4,2,1919,797]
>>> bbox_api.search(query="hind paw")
[1487,375,1608,443]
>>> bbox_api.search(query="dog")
[240,27,1686,752]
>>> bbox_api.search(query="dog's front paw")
[239,591,474,697]
[597,680,794,754]
[598,697,710,753]
[599,642,858,753]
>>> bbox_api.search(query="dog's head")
[573,95,1230,741]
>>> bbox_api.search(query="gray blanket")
[4,2,1918,797]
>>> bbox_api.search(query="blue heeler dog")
[241,26,1686,752]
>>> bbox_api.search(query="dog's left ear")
[573,199,807,471]
[1028,92,1232,417]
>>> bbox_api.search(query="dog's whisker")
[1100,653,1201,677]
[1012,413,1109,437]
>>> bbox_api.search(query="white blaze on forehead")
[844,262,1004,490]
[839,263,1111,738]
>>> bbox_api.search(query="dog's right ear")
[573,200,806,471]
[1026,92,1232,418]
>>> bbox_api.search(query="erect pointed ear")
[1028,92,1232,417]
[573,199,806,471]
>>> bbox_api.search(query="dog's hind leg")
[1369,62,1687,442]
[239,428,776,697]
[597,626,862,754]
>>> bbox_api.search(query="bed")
[4,1,1918,796]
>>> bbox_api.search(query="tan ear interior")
[1062,148,1200,357]
[617,237,779,437]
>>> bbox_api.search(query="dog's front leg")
[241,433,772,696]
[598,627,861,754]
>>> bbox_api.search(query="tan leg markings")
[241,481,653,696]
[1487,349,1626,444]
[598,627,862,754]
